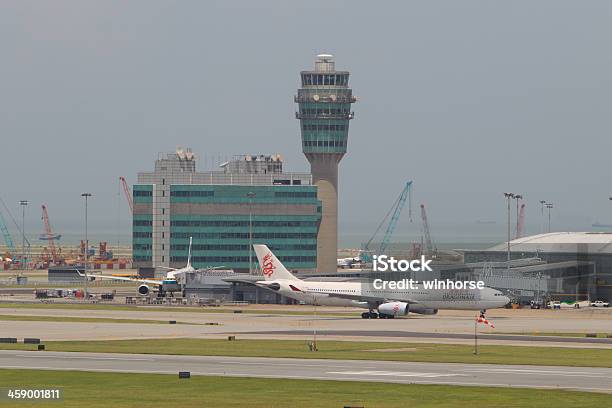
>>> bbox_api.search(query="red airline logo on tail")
[262,253,276,277]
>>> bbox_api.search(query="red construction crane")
[420,203,437,255]
[41,205,60,264]
[516,203,526,239]
[120,176,133,213]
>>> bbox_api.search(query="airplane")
[337,256,362,269]
[253,244,510,319]
[81,237,196,297]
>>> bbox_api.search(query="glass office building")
[133,150,321,274]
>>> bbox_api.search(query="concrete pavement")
[0,350,610,393]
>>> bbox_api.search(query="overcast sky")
[1,1,611,246]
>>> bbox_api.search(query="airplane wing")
[80,272,162,286]
[302,288,418,304]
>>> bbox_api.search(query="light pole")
[545,202,553,233]
[504,193,515,270]
[539,200,546,233]
[247,192,256,274]
[19,200,28,270]
[514,194,523,239]
[81,193,92,298]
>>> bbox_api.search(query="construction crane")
[41,205,61,264]
[362,181,413,261]
[420,203,437,255]
[0,196,31,265]
[0,209,15,257]
[516,203,526,239]
[120,176,133,214]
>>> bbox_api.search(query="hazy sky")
[1,1,611,246]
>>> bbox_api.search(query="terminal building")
[459,232,612,302]
[133,149,321,275]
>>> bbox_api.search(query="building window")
[133,190,152,197]
[170,190,214,197]
[273,179,291,185]
[274,191,316,198]
[170,232,317,239]
[170,220,318,227]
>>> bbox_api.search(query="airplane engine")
[408,304,438,315]
[378,302,409,317]
[137,284,150,296]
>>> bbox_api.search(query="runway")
[0,350,610,393]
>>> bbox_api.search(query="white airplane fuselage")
[258,279,509,311]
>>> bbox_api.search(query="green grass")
[0,302,351,316]
[0,314,199,325]
[0,369,609,408]
[1,338,611,367]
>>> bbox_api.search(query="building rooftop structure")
[139,149,311,186]
[221,154,284,175]
[487,232,612,254]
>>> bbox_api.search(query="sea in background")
[6,218,611,253]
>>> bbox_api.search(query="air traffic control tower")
[296,54,356,272]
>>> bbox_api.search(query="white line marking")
[328,370,464,378]
[218,361,368,369]
[465,368,609,378]
[14,354,152,361]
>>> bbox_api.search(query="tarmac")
[0,350,610,393]
[0,304,611,347]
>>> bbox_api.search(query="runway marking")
[464,368,610,378]
[14,354,153,362]
[218,361,370,369]
[328,370,464,378]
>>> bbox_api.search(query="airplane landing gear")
[361,311,379,319]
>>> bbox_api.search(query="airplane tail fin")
[253,245,300,281]
[187,237,192,268]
